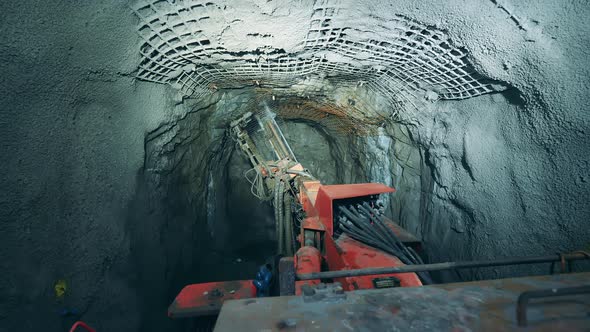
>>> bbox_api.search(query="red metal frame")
[168,280,256,318]
[168,182,421,318]
[294,246,322,294]
[299,180,321,218]
[315,183,395,235]
[295,182,421,293]
[324,234,422,290]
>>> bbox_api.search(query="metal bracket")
[301,282,346,303]
[516,285,590,327]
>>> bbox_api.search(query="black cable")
[339,203,432,285]
[339,216,392,251]
[359,203,407,254]
[358,203,416,262]
[339,206,394,249]
[352,210,408,263]
[283,192,294,256]
[339,224,384,250]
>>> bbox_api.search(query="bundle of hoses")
[338,202,433,285]
[274,179,295,256]
[245,167,272,201]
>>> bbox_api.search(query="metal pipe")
[286,170,317,181]
[297,252,590,280]
[272,117,298,162]
[267,121,290,160]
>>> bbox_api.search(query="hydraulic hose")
[274,179,283,254]
[279,181,286,254]
[283,192,294,256]
[339,204,433,284]
[339,206,388,244]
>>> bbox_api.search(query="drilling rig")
[167,104,429,313]
[166,105,590,331]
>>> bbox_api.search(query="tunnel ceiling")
[132,0,505,120]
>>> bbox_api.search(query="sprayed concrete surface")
[1,0,589,331]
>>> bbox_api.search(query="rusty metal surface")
[214,273,590,331]
[516,285,590,327]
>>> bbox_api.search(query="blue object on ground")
[253,265,273,297]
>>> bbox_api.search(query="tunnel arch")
[131,0,506,121]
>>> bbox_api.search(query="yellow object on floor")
[55,279,67,299]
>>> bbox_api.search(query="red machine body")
[294,182,422,294]
[315,183,395,235]
[168,182,422,317]
[168,280,256,318]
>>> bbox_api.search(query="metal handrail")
[297,252,590,280]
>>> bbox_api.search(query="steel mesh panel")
[132,0,500,120]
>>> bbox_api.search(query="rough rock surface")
[1,0,589,331]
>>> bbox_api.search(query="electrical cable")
[244,167,271,200]
[274,179,282,253]
[338,203,433,284]
[276,180,286,254]
[339,206,394,251]
[283,192,294,256]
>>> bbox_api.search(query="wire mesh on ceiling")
[132,0,500,119]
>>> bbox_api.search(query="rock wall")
[0,2,174,330]
[1,0,589,331]
[393,0,590,280]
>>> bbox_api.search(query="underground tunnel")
[1,0,589,331]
